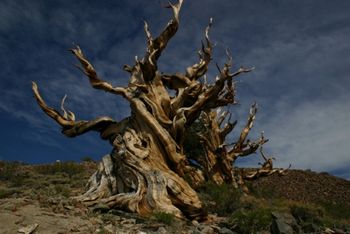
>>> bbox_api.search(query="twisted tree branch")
[141,0,184,81]
[70,46,130,99]
[32,82,117,138]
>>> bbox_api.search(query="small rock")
[90,217,103,225]
[256,231,271,234]
[324,228,335,234]
[64,205,74,210]
[120,218,136,225]
[70,226,80,232]
[157,226,167,234]
[219,227,236,234]
[200,225,214,234]
[192,220,200,227]
[18,223,39,234]
[333,228,345,234]
[47,198,59,204]
[104,224,114,233]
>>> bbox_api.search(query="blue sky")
[0,0,349,179]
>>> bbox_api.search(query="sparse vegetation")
[81,156,95,163]
[34,161,84,178]
[0,161,27,188]
[229,208,273,233]
[100,213,118,224]
[0,188,18,199]
[199,181,242,215]
[320,201,350,220]
[152,212,175,225]
[290,203,323,225]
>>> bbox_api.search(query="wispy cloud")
[261,95,350,171]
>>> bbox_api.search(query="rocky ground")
[0,161,349,233]
[249,169,350,206]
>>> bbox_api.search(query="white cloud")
[268,95,350,171]
[236,95,350,174]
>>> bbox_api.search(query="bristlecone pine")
[32,0,288,220]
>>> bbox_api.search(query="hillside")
[0,161,349,233]
[249,169,350,206]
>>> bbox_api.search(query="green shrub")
[245,181,277,199]
[183,120,206,161]
[229,208,272,234]
[199,181,242,215]
[318,201,350,221]
[152,212,175,225]
[289,202,350,229]
[100,213,117,224]
[0,161,27,187]
[10,175,26,187]
[0,161,21,180]
[290,204,323,225]
[0,188,18,199]
[53,184,71,197]
[39,184,71,198]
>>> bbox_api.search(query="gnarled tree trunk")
[32,0,288,220]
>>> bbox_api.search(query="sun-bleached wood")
[32,0,287,220]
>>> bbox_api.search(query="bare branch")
[185,18,213,80]
[60,94,76,122]
[32,82,73,127]
[141,0,184,81]
[234,102,257,151]
[219,120,237,142]
[217,110,229,127]
[259,146,268,162]
[161,73,192,90]
[70,46,130,99]
[143,21,153,50]
[229,66,255,78]
[181,68,234,124]
[243,158,291,181]
[228,130,268,163]
[32,82,116,138]
[170,82,202,112]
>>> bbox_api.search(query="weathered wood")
[32,0,287,220]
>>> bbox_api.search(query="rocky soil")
[249,169,350,206]
[0,161,349,233]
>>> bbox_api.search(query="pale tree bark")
[32,0,288,220]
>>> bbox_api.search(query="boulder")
[271,212,299,234]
